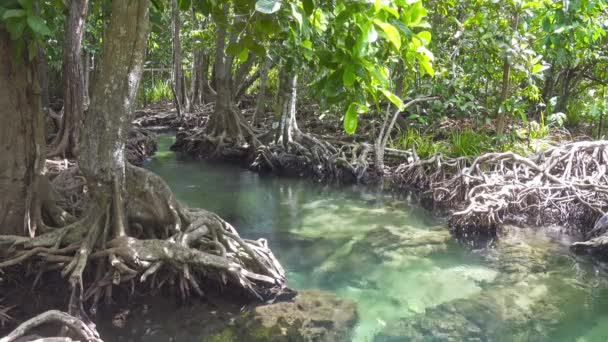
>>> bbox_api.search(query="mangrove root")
[0,310,102,342]
[395,141,608,239]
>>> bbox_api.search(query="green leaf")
[380,89,404,110]
[2,9,26,20]
[416,31,431,45]
[18,0,33,11]
[7,19,26,40]
[344,103,358,134]
[416,45,434,61]
[237,48,249,63]
[418,57,434,77]
[373,19,401,50]
[255,0,282,14]
[343,64,356,87]
[532,63,550,74]
[178,0,191,11]
[26,15,51,36]
[302,0,314,16]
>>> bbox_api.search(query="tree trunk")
[0,30,46,237]
[495,12,519,136]
[49,0,88,158]
[189,9,201,109]
[232,54,256,99]
[171,0,184,115]
[495,56,511,135]
[275,69,299,149]
[207,7,243,139]
[83,50,90,109]
[252,56,272,125]
[78,0,149,237]
[556,67,573,115]
[38,47,50,115]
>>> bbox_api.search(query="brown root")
[0,163,288,312]
[0,310,102,342]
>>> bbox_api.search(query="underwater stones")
[210,290,358,342]
[482,230,566,283]
[374,282,558,342]
[313,226,452,281]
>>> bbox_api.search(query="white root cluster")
[396,141,608,239]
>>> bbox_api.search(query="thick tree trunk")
[50,0,88,158]
[171,0,184,115]
[78,0,148,237]
[207,10,243,139]
[0,31,46,237]
[275,69,299,148]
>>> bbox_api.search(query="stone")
[209,290,358,342]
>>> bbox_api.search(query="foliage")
[0,0,53,61]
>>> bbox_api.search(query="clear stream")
[141,134,608,341]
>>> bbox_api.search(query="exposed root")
[132,103,213,130]
[125,128,157,166]
[172,129,252,161]
[252,131,384,183]
[0,164,288,313]
[0,310,102,342]
[395,141,608,240]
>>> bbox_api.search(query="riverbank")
[137,137,608,341]
[136,103,608,260]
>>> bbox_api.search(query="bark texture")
[171,0,185,114]
[50,0,89,157]
[79,0,148,192]
[0,31,45,237]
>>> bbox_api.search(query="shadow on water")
[131,133,608,342]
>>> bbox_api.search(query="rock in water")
[209,290,358,342]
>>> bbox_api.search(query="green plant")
[450,129,492,157]
[392,128,450,158]
[147,79,172,103]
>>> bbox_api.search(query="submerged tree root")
[395,140,608,250]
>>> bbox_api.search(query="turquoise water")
[144,134,608,341]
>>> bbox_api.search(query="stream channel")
[111,133,608,341]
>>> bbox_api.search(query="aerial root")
[172,129,251,161]
[395,141,608,239]
[252,131,383,183]
[0,310,102,342]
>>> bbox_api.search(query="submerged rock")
[313,226,452,282]
[96,290,357,342]
[374,233,592,341]
[209,290,358,342]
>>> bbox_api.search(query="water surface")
[144,134,608,341]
